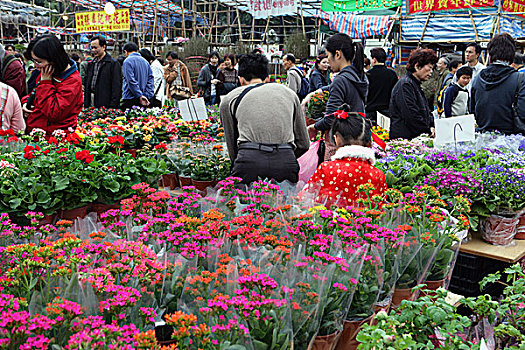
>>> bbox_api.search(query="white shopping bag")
[434,114,475,148]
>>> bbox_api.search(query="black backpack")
[290,67,309,100]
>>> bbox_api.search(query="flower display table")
[460,231,525,263]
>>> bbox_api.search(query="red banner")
[502,0,525,16]
[408,0,494,13]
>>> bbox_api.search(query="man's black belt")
[238,142,293,152]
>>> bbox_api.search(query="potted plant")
[190,154,216,191]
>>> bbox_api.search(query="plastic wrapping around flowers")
[0,177,475,349]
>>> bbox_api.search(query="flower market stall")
[1,105,525,349]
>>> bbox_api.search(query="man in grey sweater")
[220,53,310,184]
[283,53,302,95]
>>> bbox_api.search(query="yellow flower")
[144,134,152,142]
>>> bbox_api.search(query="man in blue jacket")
[471,33,525,134]
[120,42,154,110]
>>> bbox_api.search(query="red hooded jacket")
[24,61,83,135]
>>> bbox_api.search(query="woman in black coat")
[389,49,438,140]
[309,54,331,92]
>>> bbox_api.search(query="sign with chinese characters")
[248,0,297,19]
[322,0,401,12]
[408,0,494,13]
[75,9,130,33]
[502,0,525,17]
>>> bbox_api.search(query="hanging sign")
[322,0,401,12]
[248,0,297,19]
[75,9,130,33]
[408,0,494,13]
[502,0,525,17]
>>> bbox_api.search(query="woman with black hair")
[302,104,387,207]
[305,33,369,160]
[216,53,239,98]
[139,48,165,107]
[389,48,438,139]
[164,51,192,102]
[308,53,331,93]
[22,35,83,136]
[197,51,220,104]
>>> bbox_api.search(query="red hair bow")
[334,110,348,120]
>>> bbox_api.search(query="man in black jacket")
[84,36,122,108]
[365,47,398,123]
[471,33,525,134]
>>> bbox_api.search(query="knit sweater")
[219,83,310,162]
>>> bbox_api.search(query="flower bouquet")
[306,90,329,123]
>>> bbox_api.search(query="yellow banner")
[75,9,130,33]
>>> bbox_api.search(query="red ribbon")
[334,110,348,120]
[372,132,387,151]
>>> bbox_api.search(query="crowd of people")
[218,32,525,205]
[1,31,525,205]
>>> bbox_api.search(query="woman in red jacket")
[303,106,387,207]
[22,35,83,136]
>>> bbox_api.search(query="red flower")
[108,135,125,146]
[57,148,69,154]
[48,137,59,145]
[6,136,18,143]
[0,129,15,137]
[75,150,94,164]
[23,145,35,153]
[23,151,35,159]
[154,142,167,151]
[43,149,50,155]
[66,133,80,145]
[75,150,89,160]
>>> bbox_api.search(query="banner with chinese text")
[322,0,401,12]
[408,0,494,14]
[248,0,297,19]
[502,0,525,17]
[75,9,130,33]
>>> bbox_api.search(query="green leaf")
[53,176,70,191]
[252,340,268,350]
[37,190,51,204]
[9,198,21,209]
[104,180,120,193]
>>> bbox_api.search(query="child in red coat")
[303,108,387,207]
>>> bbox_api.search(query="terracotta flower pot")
[171,173,180,189]
[516,215,525,239]
[179,175,192,187]
[421,279,445,297]
[59,205,89,221]
[125,149,137,158]
[312,330,341,350]
[38,213,55,226]
[91,202,120,215]
[161,174,177,189]
[191,179,215,192]
[335,315,374,350]
[392,287,415,309]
